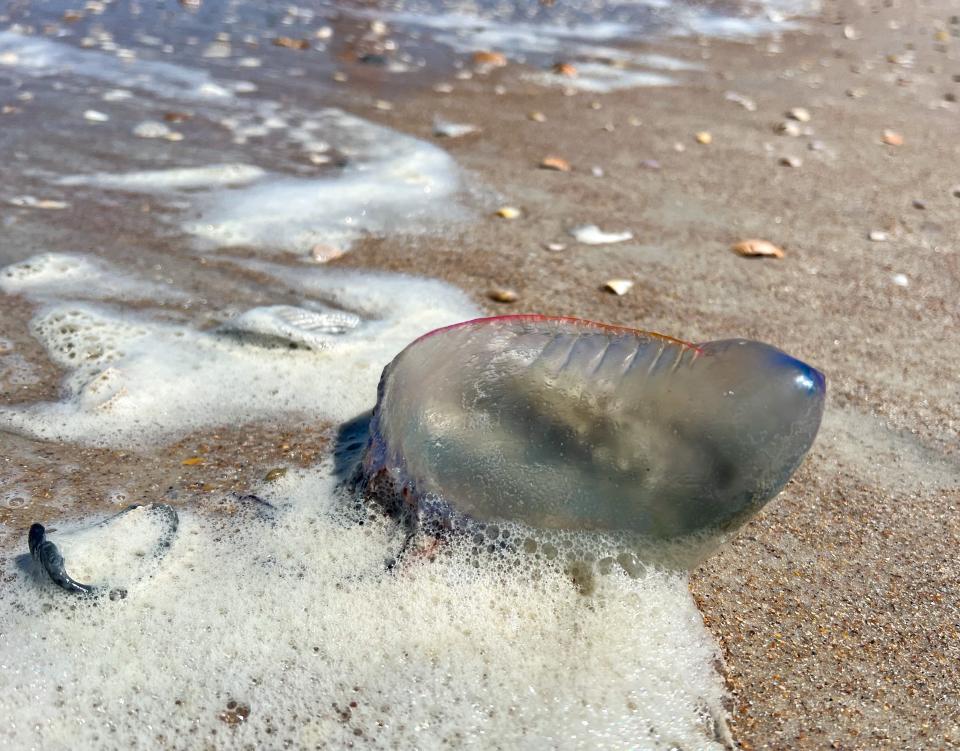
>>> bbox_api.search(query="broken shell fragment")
[540,156,571,172]
[570,224,633,245]
[473,50,507,67]
[732,239,785,259]
[695,131,713,145]
[496,206,522,219]
[432,118,479,138]
[787,107,812,122]
[552,62,578,77]
[882,130,904,146]
[359,315,825,561]
[603,279,634,295]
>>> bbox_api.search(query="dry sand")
[1,0,958,747]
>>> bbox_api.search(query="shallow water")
[0,0,817,747]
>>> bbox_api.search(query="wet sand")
[1,0,958,747]
[339,1,960,747]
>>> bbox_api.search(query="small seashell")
[787,107,811,122]
[473,50,507,67]
[540,156,571,172]
[273,36,310,50]
[695,131,712,145]
[570,225,633,245]
[83,109,109,122]
[868,230,888,242]
[528,111,546,122]
[264,468,288,482]
[882,130,904,146]
[544,242,566,252]
[891,273,909,287]
[603,279,634,295]
[310,244,346,263]
[552,62,578,77]
[496,206,522,219]
[732,239,785,259]
[487,288,519,303]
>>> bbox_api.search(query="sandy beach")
[0,0,958,747]
[343,2,960,745]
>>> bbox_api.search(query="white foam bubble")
[0,29,233,101]
[0,465,730,749]
[0,252,184,302]
[56,164,267,192]
[59,111,468,255]
[0,256,478,446]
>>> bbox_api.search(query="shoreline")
[1,0,958,747]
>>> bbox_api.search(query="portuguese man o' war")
[360,315,825,562]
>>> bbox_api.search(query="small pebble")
[374,100,393,111]
[496,206,521,219]
[787,107,812,122]
[868,230,888,242]
[487,288,518,303]
[695,131,713,145]
[264,468,288,482]
[911,199,926,210]
[273,36,310,50]
[639,159,661,170]
[779,156,802,167]
[544,242,566,252]
[528,111,546,122]
[553,62,577,77]
[603,279,634,296]
[882,129,904,146]
[473,51,507,67]
[590,166,604,177]
[891,273,909,287]
[83,109,109,122]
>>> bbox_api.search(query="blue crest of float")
[360,315,825,560]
